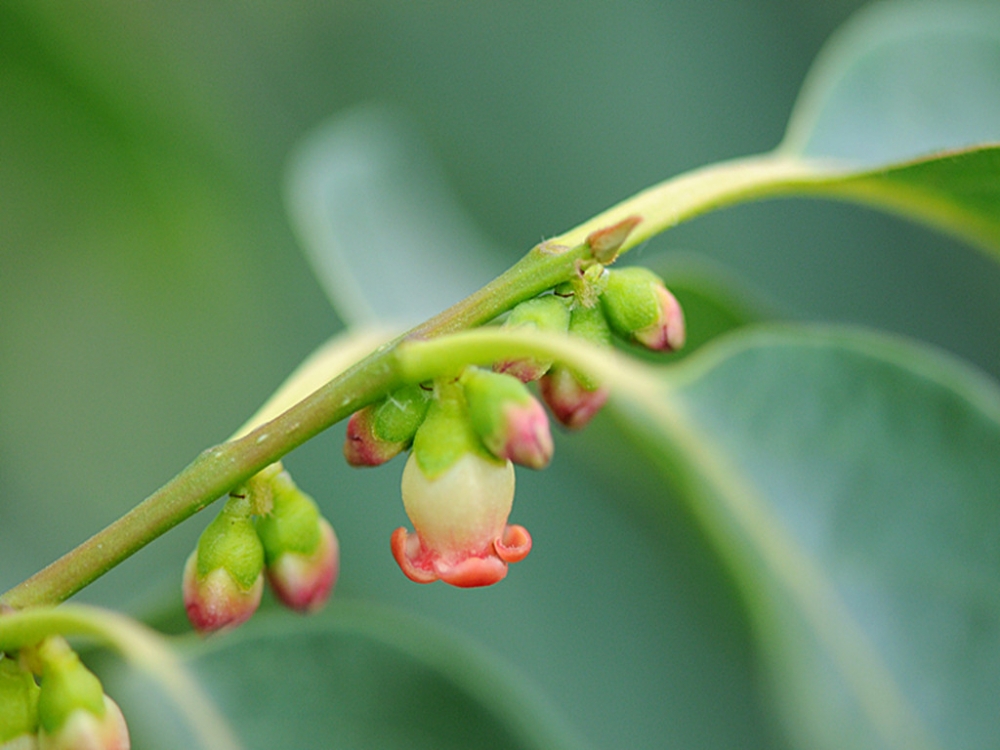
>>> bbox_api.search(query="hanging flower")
[390,383,531,587]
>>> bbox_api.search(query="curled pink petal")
[494,524,532,563]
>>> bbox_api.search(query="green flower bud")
[601,267,685,351]
[256,472,339,613]
[183,498,265,634]
[494,295,571,382]
[460,368,553,469]
[35,639,129,750]
[343,385,432,467]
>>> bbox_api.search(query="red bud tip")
[496,400,553,469]
[343,407,406,467]
[634,284,686,351]
[539,367,609,430]
[182,552,263,634]
[266,519,340,613]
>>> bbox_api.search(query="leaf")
[284,104,508,328]
[396,325,1000,750]
[100,602,584,750]
[781,0,1000,165]
[608,327,1000,750]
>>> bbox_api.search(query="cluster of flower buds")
[182,464,339,634]
[339,221,686,589]
[0,638,129,750]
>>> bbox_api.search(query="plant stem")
[0,243,589,609]
[1,151,833,609]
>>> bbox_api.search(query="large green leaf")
[781,0,1000,165]
[609,327,1000,750]
[396,325,1000,750]
[100,602,583,750]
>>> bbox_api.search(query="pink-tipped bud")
[538,366,609,430]
[257,471,339,613]
[38,695,129,750]
[36,639,129,750]
[633,284,686,351]
[343,385,432,467]
[182,551,263,634]
[461,368,553,469]
[183,499,265,634]
[601,267,686,352]
[265,519,339,612]
[493,296,571,382]
[343,406,406,467]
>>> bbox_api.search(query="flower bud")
[391,384,531,587]
[538,303,611,430]
[0,657,39,749]
[493,295,570,382]
[36,640,129,750]
[343,385,432,467]
[183,498,265,634]
[601,267,686,351]
[539,366,609,430]
[460,368,553,469]
[256,472,340,613]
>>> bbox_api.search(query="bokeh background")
[3,2,999,748]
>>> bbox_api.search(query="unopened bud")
[343,385,432,467]
[36,640,129,750]
[391,383,531,587]
[601,267,686,351]
[183,498,264,634]
[494,296,570,382]
[0,657,39,748]
[539,366,609,430]
[256,472,339,613]
[460,368,553,469]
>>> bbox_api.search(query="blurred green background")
[3,2,999,748]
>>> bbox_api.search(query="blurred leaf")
[102,602,583,750]
[284,105,508,328]
[781,0,1000,165]
[602,327,1000,750]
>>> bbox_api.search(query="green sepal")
[412,382,499,479]
[256,472,323,562]
[503,295,571,333]
[196,500,265,591]
[36,641,104,734]
[460,368,533,443]
[601,266,662,335]
[0,657,40,742]
[373,384,432,444]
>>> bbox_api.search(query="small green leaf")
[284,105,507,327]
[781,1,1000,165]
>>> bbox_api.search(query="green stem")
[1,150,834,609]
